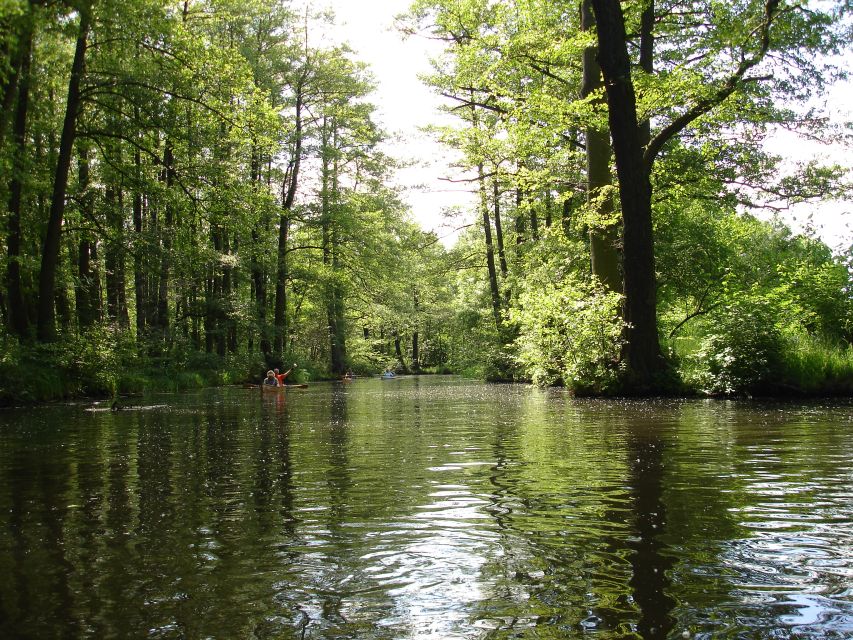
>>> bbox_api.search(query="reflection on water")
[1,378,852,639]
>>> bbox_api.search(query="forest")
[1,0,851,403]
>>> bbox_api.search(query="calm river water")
[0,377,851,639]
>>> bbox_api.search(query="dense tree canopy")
[403,0,852,394]
[0,0,851,400]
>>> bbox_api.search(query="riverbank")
[2,333,850,407]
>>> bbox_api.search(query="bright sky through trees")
[322,0,850,252]
[321,0,476,244]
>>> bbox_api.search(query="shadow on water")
[625,422,676,639]
[0,383,851,639]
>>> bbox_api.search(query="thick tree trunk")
[37,7,89,341]
[5,19,33,337]
[582,0,621,292]
[591,0,668,391]
[639,0,654,146]
[321,118,346,375]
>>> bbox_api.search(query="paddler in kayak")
[274,364,297,386]
[263,370,280,387]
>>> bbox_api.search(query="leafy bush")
[511,272,625,392]
[687,294,784,395]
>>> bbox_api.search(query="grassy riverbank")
[0,333,314,406]
[3,330,851,407]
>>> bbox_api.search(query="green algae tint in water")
[0,377,852,639]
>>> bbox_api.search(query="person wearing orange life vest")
[274,364,297,386]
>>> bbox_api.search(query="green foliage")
[345,337,390,376]
[685,292,785,396]
[512,269,625,393]
[777,333,853,395]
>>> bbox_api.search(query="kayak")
[260,383,308,391]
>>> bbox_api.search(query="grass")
[777,334,853,395]
[668,331,853,396]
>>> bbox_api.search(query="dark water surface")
[1,377,851,639]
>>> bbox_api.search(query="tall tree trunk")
[515,186,526,246]
[393,329,406,370]
[104,185,129,328]
[250,145,271,354]
[211,226,225,356]
[155,141,174,346]
[582,0,621,292]
[478,162,502,329]
[492,175,508,280]
[275,82,303,355]
[411,291,420,372]
[5,18,33,337]
[224,229,237,354]
[133,142,147,344]
[204,265,215,353]
[76,144,100,330]
[0,4,34,155]
[321,117,346,375]
[591,0,668,390]
[639,0,654,147]
[529,199,539,241]
[37,6,89,341]
[544,189,553,228]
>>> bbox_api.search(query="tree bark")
[132,140,147,344]
[321,116,346,375]
[582,0,621,293]
[478,162,502,330]
[37,6,89,341]
[492,175,508,280]
[250,145,271,354]
[104,184,129,328]
[274,84,302,355]
[76,144,100,330]
[411,290,420,372]
[5,17,34,337]
[393,329,406,370]
[591,0,668,390]
[155,141,174,345]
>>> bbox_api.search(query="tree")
[590,0,666,389]
[37,1,90,342]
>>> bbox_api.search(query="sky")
[319,0,852,254]
[320,0,475,244]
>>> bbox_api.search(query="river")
[0,376,851,639]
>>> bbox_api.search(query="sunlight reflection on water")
[0,378,851,638]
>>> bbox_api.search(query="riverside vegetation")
[1,0,851,404]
